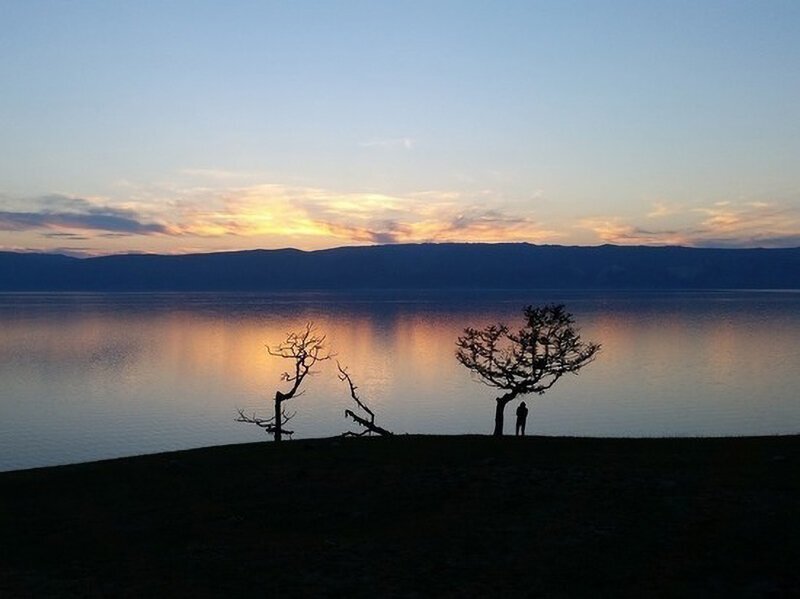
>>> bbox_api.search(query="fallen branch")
[344,408,393,437]
[337,362,392,437]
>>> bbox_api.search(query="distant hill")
[1,243,799,291]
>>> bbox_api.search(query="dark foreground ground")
[1,435,799,597]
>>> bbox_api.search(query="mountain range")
[1,243,799,291]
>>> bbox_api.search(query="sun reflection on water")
[1,291,799,470]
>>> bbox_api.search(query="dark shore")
[2,435,798,597]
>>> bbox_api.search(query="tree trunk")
[493,398,506,436]
[493,393,519,436]
[274,392,282,442]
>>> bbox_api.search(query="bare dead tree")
[337,362,392,437]
[237,323,332,442]
[456,304,600,437]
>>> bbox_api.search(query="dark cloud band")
[0,209,167,235]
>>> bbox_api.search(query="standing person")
[515,401,529,436]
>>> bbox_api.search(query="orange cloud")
[578,218,689,246]
[580,201,800,248]
[8,183,799,255]
[163,184,561,246]
[646,202,683,219]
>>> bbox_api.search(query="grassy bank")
[1,435,798,597]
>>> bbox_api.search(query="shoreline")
[3,432,800,474]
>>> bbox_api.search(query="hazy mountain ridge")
[1,243,799,290]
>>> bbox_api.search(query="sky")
[1,0,799,255]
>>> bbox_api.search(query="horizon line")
[4,241,800,259]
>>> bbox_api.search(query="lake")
[1,290,798,471]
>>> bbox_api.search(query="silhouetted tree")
[237,323,331,441]
[456,304,600,437]
[337,362,393,437]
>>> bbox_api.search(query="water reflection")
[1,291,799,471]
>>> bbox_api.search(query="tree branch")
[268,323,333,402]
[337,361,392,437]
[236,408,295,437]
[344,409,393,437]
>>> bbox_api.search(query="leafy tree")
[456,304,600,436]
[237,323,331,441]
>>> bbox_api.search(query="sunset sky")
[2,1,799,255]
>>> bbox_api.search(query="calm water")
[1,291,798,471]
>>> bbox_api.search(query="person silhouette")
[515,401,529,436]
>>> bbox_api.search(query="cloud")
[41,232,91,241]
[0,244,101,257]
[0,194,175,237]
[646,202,682,218]
[446,208,536,233]
[3,185,562,251]
[0,209,168,235]
[321,220,412,244]
[581,201,800,248]
[12,183,798,255]
[690,202,800,247]
[178,168,261,182]
[694,234,800,248]
[578,218,688,246]
[358,137,414,150]
[149,183,562,247]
